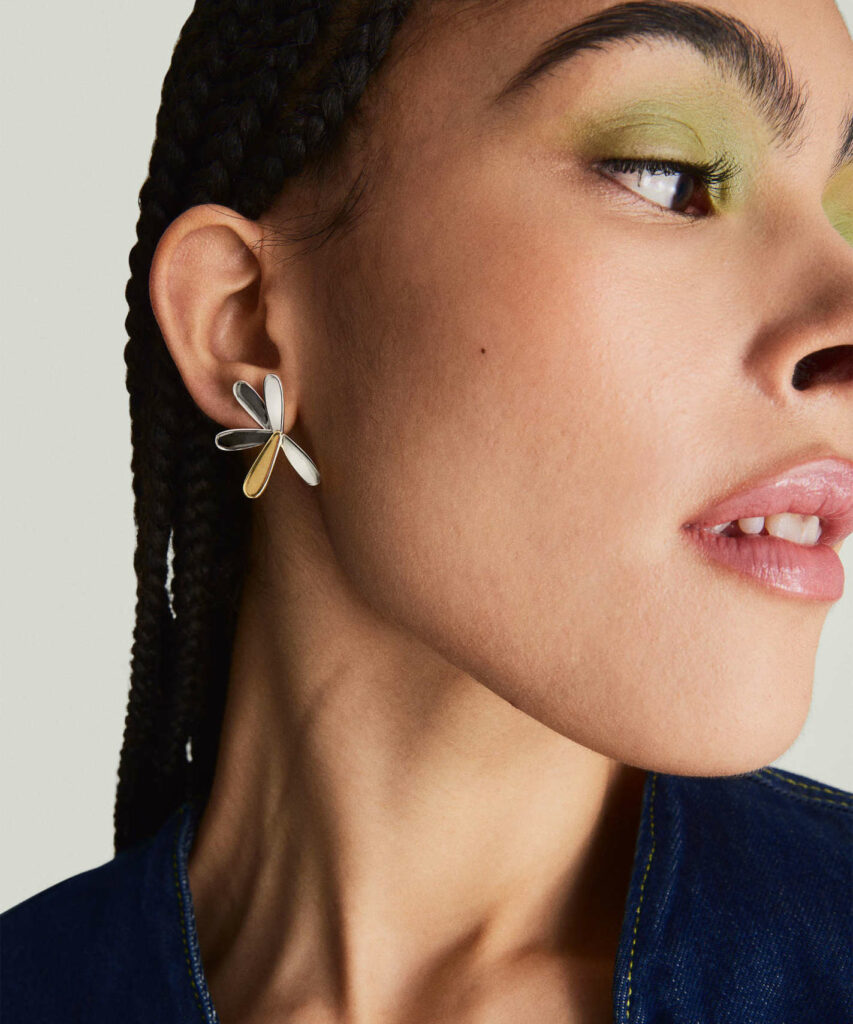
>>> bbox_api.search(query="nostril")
[791,345,853,390]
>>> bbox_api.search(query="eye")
[594,155,740,218]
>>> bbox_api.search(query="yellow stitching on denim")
[625,771,657,1023]
[760,767,853,806]
[172,807,208,1021]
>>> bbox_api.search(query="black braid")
[115,0,418,854]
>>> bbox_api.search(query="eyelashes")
[592,152,743,217]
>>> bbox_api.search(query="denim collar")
[171,795,219,1023]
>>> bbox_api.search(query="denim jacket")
[2,765,851,1023]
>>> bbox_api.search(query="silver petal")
[281,433,320,486]
[233,380,271,430]
[263,373,285,433]
[215,428,272,451]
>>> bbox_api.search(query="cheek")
[323,148,691,583]
[313,142,819,776]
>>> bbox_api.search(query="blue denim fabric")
[2,765,851,1023]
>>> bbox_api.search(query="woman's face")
[263,0,853,774]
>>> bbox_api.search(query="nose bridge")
[792,227,853,352]
[769,170,853,319]
[742,198,853,409]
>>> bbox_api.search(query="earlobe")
[147,203,280,428]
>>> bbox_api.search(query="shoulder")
[660,763,852,869]
[655,765,852,908]
[635,766,852,1021]
[2,835,153,934]
[1,806,196,1024]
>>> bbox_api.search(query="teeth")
[706,513,823,545]
[765,513,821,545]
[709,522,733,534]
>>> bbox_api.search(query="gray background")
[2,2,852,912]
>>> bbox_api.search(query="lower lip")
[681,527,845,601]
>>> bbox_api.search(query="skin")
[148,0,853,1020]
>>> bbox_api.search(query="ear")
[148,203,302,432]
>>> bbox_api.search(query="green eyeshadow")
[556,78,771,209]
[823,162,853,244]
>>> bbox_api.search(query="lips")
[681,457,853,548]
[680,456,853,601]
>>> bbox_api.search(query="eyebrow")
[494,0,853,174]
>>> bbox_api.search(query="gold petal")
[243,431,281,498]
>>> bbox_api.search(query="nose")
[743,210,853,413]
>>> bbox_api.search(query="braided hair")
[116,0,421,854]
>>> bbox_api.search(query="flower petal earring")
[214,373,320,497]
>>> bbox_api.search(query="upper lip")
[682,456,853,547]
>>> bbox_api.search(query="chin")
[610,695,813,780]
[509,658,816,782]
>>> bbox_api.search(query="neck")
[187,514,646,1022]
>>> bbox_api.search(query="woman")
[3,0,852,1020]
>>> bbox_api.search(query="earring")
[214,373,320,498]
